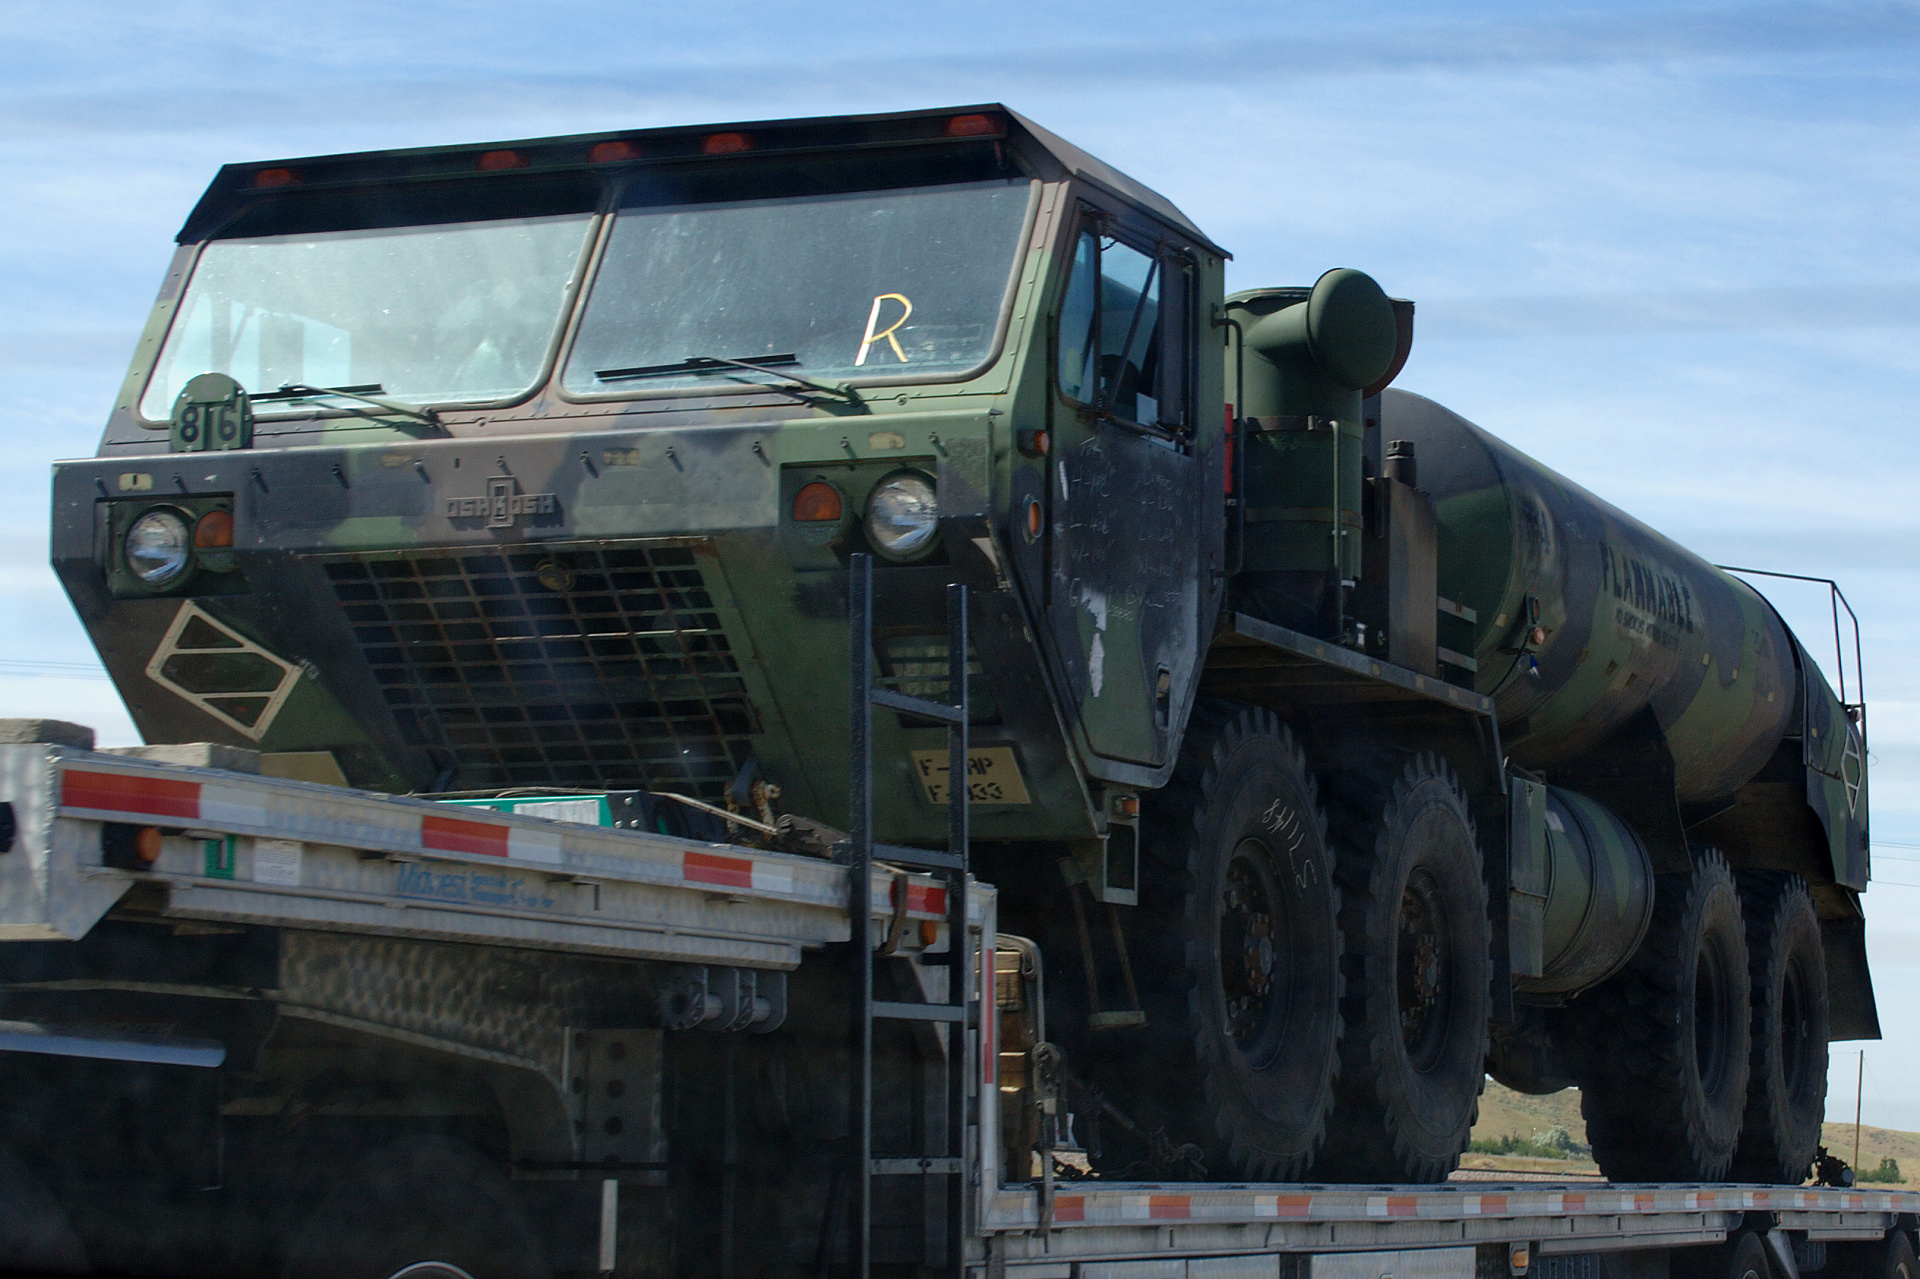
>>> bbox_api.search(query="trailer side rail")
[975,1183,1920,1269]
[0,745,970,968]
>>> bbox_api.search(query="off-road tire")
[1731,871,1830,1184]
[1110,702,1343,1181]
[1574,846,1751,1182]
[1830,1230,1919,1279]
[282,1135,550,1279]
[1674,1230,1774,1279]
[1313,752,1489,1183]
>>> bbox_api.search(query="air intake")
[318,542,757,797]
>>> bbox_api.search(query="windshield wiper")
[595,355,854,399]
[252,383,443,430]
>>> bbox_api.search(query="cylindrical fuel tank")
[1380,389,1797,804]
[1520,786,1655,997]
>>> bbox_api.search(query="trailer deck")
[976,1182,1920,1274]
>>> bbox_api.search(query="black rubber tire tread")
[1312,752,1490,1183]
[1674,1230,1774,1279]
[1116,700,1344,1181]
[1731,871,1830,1184]
[1829,1230,1919,1279]
[1574,845,1752,1183]
[282,1134,551,1279]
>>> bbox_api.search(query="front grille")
[320,543,757,797]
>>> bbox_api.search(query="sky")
[1,0,1915,1131]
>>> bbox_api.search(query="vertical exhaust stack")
[1227,269,1415,640]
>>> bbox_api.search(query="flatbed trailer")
[0,734,1913,1279]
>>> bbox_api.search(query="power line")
[0,660,110,681]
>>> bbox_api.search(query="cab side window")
[1056,225,1189,431]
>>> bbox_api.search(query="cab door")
[1032,212,1211,776]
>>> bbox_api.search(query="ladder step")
[870,687,965,726]
[871,1000,965,1023]
[870,1156,962,1175]
[872,842,964,872]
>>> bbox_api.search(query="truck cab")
[54,106,1225,858]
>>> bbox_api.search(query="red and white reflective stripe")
[997,1183,1920,1232]
[1112,1195,1203,1221]
[420,813,562,865]
[62,770,269,830]
[998,1175,1920,1229]
[683,850,793,895]
[1254,1195,1314,1218]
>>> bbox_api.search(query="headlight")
[124,509,192,586]
[866,473,939,558]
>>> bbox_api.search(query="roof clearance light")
[702,132,754,155]
[792,482,844,523]
[253,168,298,188]
[945,114,998,137]
[477,150,527,171]
[193,510,234,549]
[590,140,641,162]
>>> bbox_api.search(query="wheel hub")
[1222,849,1281,1047]
[1397,873,1452,1066]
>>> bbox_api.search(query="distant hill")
[1465,1080,1919,1185]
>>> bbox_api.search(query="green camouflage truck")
[36,103,1877,1231]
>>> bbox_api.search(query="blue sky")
[3,0,1916,1130]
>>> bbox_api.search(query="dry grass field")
[1460,1080,1919,1185]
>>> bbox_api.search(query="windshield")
[562,180,1032,395]
[139,213,595,420]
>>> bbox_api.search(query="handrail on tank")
[1718,565,1866,745]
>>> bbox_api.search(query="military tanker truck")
[1,103,1887,1276]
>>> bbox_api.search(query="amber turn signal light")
[194,510,234,549]
[792,482,844,523]
[101,822,164,870]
